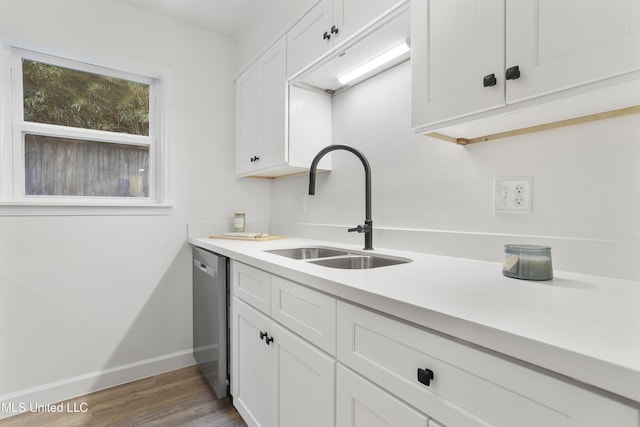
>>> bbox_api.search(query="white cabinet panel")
[270,275,337,355]
[506,0,640,103]
[235,63,259,175]
[411,0,640,138]
[232,261,271,314]
[288,0,406,78]
[336,0,404,42]
[258,37,288,169]
[231,265,336,427]
[411,0,505,126]
[337,301,640,427]
[235,36,288,176]
[270,321,335,427]
[337,364,428,427]
[232,297,272,427]
[287,0,333,78]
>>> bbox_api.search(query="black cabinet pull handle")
[417,368,434,386]
[250,156,260,163]
[483,73,497,87]
[323,31,331,40]
[506,65,520,80]
[259,331,267,341]
[331,25,339,35]
[265,335,274,345]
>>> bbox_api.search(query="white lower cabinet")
[231,267,336,427]
[269,319,335,427]
[232,297,272,427]
[337,301,640,427]
[230,259,639,427]
[337,364,429,427]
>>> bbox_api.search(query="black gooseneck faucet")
[308,144,373,250]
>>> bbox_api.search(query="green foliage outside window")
[22,60,150,136]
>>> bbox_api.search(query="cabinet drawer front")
[232,261,271,314]
[337,364,428,427]
[337,302,639,427]
[271,275,337,355]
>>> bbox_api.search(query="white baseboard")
[0,349,195,420]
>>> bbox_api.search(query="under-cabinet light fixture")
[337,41,410,85]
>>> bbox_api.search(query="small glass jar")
[234,212,246,232]
[502,244,553,281]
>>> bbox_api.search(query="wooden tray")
[209,234,286,242]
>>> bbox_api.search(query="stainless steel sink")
[308,254,410,269]
[265,247,349,260]
[265,246,411,269]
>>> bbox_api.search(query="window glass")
[24,134,149,197]
[22,59,150,136]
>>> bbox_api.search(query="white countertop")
[189,236,640,404]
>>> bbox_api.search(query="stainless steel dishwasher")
[192,246,229,399]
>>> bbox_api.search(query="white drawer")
[337,364,428,427]
[231,261,270,314]
[270,275,336,355]
[337,301,639,427]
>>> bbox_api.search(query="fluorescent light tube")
[338,41,410,85]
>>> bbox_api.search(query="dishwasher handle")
[193,259,216,278]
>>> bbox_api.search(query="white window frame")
[0,40,170,214]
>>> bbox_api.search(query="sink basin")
[308,254,410,269]
[266,246,411,269]
[265,247,349,259]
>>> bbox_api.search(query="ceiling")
[115,0,261,38]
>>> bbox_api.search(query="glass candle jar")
[234,212,246,232]
[502,244,553,281]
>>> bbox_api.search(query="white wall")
[0,0,270,412]
[270,61,640,281]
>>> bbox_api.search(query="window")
[2,46,167,207]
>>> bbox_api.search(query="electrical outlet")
[494,176,533,213]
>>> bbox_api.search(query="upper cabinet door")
[258,36,288,170]
[235,63,259,175]
[506,0,640,103]
[287,0,333,78]
[335,0,405,42]
[411,0,505,128]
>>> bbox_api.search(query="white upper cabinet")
[506,0,640,103]
[287,0,334,79]
[411,0,505,126]
[412,0,640,139]
[336,0,407,44]
[236,36,331,178]
[288,0,405,78]
[235,62,260,175]
[236,36,287,176]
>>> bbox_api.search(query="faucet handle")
[348,224,370,233]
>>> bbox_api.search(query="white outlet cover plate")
[493,176,533,213]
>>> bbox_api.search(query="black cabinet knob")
[323,31,331,40]
[506,65,520,80]
[483,73,497,87]
[331,25,339,35]
[417,368,434,386]
[265,335,274,345]
[250,156,260,163]
[259,331,267,340]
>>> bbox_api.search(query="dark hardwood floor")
[0,365,247,427]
